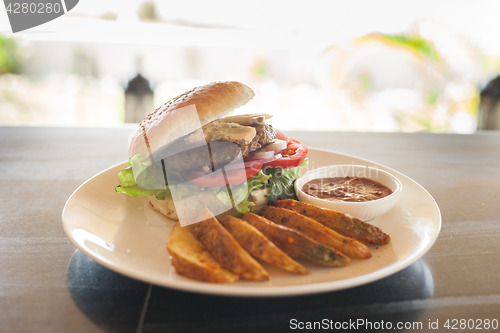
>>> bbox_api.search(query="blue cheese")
[200,121,256,145]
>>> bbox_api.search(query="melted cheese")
[202,121,256,145]
[184,114,270,145]
[218,113,272,126]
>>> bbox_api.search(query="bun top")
[128,81,255,158]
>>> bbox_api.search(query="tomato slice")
[275,129,288,142]
[184,136,307,186]
[187,161,263,187]
[244,161,264,179]
[262,138,308,169]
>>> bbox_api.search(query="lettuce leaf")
[115,154,170,200]
[235,170,271,214]
[115,154,305,214]
[115,183,167,199]
[215,170,271,215]
[264,159,308,203]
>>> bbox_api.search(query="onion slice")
[262,139,287,152]
[225,154,282,170]
[247,150,275,161]
[247,153,281,166]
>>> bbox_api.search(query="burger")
[115,81,308,225]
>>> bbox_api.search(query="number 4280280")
[444,318,498,330]
[5,2,63,14]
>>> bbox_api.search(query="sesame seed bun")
[128,81,255,158]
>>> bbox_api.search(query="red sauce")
[301,177,393,202]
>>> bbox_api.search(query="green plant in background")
[467,90,480,116]
[360,73,372,91]
[413,116,447,132]
[254,63,268,77]
[479,55,500,78]
[138,1,159,22]
[251,57,269,82]
[378,34,441,63]
[71,48,99,77]
[425,88,442,107]
[0,36,24,74]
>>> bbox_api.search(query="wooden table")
[1,126,499,332]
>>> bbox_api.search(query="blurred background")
[1,0,500,132]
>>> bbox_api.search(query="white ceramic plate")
[62,148,441,297]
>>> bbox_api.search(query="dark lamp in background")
[478,75,500,130]
[125,73,153,123]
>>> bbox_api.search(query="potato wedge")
[167,222,238,283]
[242,213,349,267]
[190,208,270,281]
[262,206,371,259]
[220,215,309,275]
[273,200,390,245]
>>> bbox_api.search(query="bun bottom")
[148,196,179,220]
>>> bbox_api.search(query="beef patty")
[164,123,276,172]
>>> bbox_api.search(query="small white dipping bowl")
[295,165,402,221]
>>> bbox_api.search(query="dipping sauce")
[301,177,393,202]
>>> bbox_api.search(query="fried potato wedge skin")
[220,215,309,275]
[273,200,390,245]
[167,222,239,283]
[190,208,270,281]
[242,213,349,267]
[262,206,371,259]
